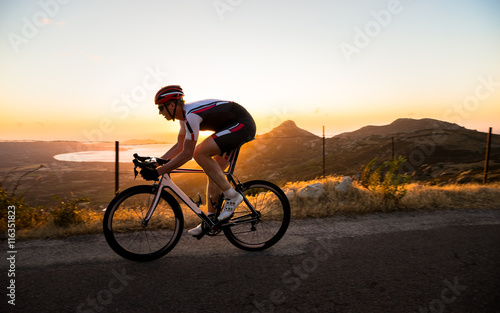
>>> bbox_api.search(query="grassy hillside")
[236,119,500,184]
[0,118,498,209]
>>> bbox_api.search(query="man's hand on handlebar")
[133,154,170,181]
[140,167,160,181]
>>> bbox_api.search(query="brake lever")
[132,159,143,180]
[133,161,139,180]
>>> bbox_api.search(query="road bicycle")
[103,144,291,262]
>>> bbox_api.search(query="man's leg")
[193,137,242,221]
[187,139,229,235]
[206,155,229,215]
[193,137,231,193]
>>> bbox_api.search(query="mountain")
[337,118,467,139]
[236,118,500,184]
[258,120,317,139]
[236,121,322,182]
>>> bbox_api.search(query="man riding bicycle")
[139,85,256,235]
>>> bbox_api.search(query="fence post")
[483,127,492,184]
[322,126,326,177]
[115,141,119,193]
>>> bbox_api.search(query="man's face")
[158,102,175,120]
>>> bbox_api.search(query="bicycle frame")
[141,145,255,229]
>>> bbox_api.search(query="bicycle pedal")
[194,232,206,240]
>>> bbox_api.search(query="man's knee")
[193,146,215,164]
[193,147,205,163]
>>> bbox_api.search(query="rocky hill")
[336,118,467,139]
[236,118,500,184]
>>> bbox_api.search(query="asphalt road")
[2,209,500,313]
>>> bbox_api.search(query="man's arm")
[157,139,196,175]
[161,121,186,160]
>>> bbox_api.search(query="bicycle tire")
[223,180,290,251]
[103,185,184,262]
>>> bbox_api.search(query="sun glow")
[1,1,499,141]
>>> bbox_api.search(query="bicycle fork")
[141,183,162,227]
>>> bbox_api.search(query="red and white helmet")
[154,85,184,104]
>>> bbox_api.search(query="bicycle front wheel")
[223,180,290,251]
[103,185,184,262]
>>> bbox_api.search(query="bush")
[0,186,47,229]
[360,156,411,206]
[49,197,90,228]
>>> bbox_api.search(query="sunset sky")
[1,0,499,142]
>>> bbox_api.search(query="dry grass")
[10,177,500,240]
[401,183,500,210]
[17,209,103,240]
[284,176,500,219]
[284,176,380,218]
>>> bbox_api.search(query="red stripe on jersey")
[191,134,195,140]
[191,104,216,114]
[230,123,244,132]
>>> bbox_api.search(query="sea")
[53,144,173,163]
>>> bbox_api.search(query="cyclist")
[139,85,256,235]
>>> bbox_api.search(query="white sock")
[223,187,238,199]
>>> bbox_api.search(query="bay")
[53,144,173,163]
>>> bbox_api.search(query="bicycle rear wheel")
[223,180,290,251]
[103,185,184,262]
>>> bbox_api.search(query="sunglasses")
[157,105,165,111]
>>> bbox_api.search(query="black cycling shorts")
[211,118,256,155]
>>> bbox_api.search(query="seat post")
[226,147,241,175]
[225,138,253,176]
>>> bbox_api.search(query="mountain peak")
[275,120,298,130]
[261,120,318,138]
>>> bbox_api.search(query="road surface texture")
[2,209,499,313]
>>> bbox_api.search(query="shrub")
[50,197,90,228]
[360,156,411,206]
[0,185,47,229]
